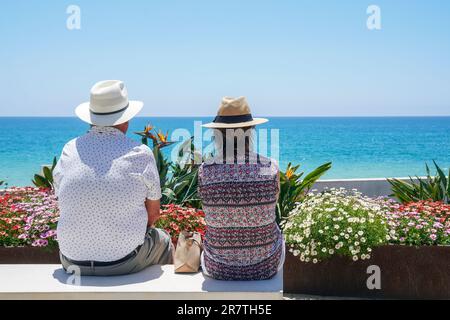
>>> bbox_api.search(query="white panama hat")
[202,96,268,129]
[75,80,143,126]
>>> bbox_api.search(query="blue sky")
[0,0,449,116]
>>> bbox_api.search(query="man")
[53,80,173,276]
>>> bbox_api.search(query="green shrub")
[388,161,450,204]
[276,162,332,225]
[135,125,201,208]
[32,157,57,190]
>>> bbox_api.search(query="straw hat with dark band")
[202,97,268,129]
[75,80,143,126]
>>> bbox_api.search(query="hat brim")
[202,118,268,129]
[75,101,143,126]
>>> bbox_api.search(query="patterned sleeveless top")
[198,154,283,280]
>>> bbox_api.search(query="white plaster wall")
[314,177,421,198]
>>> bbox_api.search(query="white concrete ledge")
[0,264,283,300]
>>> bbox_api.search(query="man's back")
[54,126,161,262]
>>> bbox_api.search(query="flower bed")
[0,187,58,249]
[155,204,206,245]
[282,189,392,263]
[282,189,450,299]
[387,201,450,245]
[0,187,59,263]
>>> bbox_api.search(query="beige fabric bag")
[174,231,202,273]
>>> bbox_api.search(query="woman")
[198,97,285,281]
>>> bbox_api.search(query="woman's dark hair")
[213,126,255,163]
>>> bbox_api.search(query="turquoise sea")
[1,117,450,187]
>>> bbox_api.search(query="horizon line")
[1,115,450,118]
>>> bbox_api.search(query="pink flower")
[39,230,56,239]
[433,222,443,229]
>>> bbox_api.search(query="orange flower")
[157,130,168,143]
[144,125,153,135]
[285,167,295,179]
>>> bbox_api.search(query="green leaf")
[276,161,332,225]
[162,188,176,202]
[43,167,53,184]
[300,162,332,190]
[51,157,57,170]
[447,167,450,198]
[32,174,49,188]
[434,160,448,201]
[173,180,190,194]
[388,178,416,203]
[389,162,450,204]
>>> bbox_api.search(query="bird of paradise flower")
[135,124,174,149]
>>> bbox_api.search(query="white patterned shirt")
[53,126,161,262]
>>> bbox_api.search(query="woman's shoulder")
[200,153,278,167]
[256,154,279,169]
[199,153,278,177]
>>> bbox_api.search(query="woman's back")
[198,154,284,280]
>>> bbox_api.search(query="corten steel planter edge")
[283,244,450,299]
[0,246,60,264]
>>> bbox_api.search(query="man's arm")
[145,198,160,227]
[141,147,162,227]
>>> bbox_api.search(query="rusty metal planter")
[0,246,60,264]
[283,244,450,299]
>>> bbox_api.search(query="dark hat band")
[90,104,129,116]
[213,114,253,124]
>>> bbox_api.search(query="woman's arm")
[145,198,160,227]
[276,169,281,200]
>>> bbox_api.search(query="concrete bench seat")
[0,264,283,300]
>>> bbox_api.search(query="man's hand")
[145,199,160,227]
